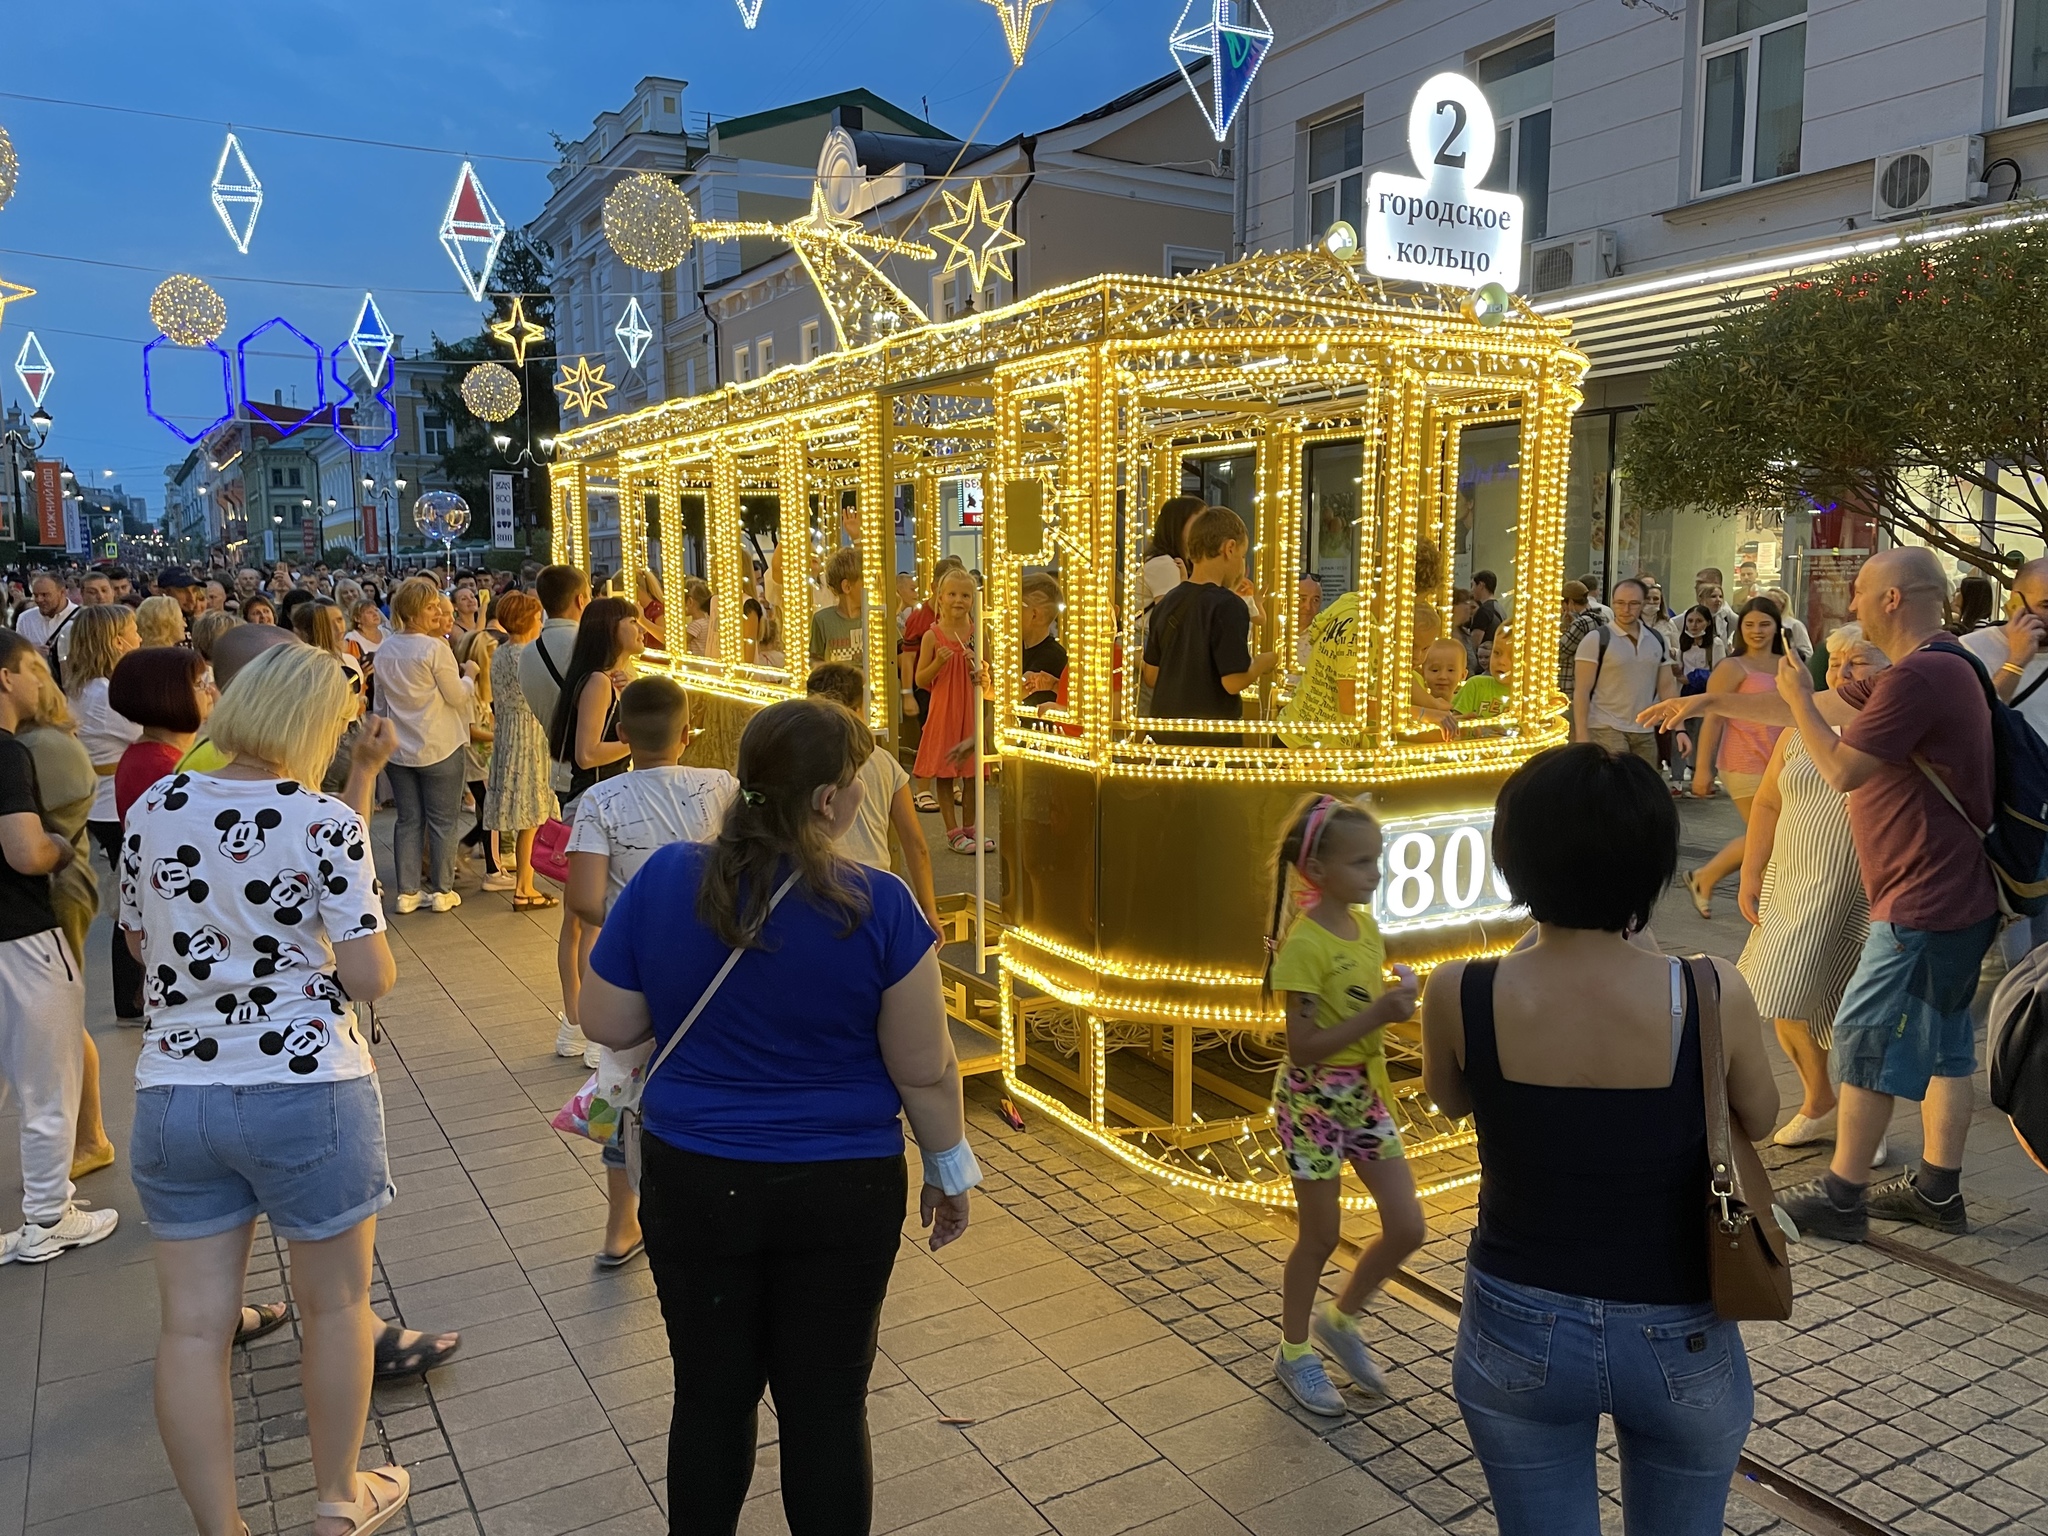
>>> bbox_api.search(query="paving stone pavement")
[1,797,2043,1536]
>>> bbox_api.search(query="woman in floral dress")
[485,593,559,908]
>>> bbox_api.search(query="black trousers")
[640,1137,906,1536]
[458,779,500,872]
[87,820,143,1018]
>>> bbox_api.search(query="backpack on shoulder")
[1917,640,2048,917]
[1988,944,2048,1173]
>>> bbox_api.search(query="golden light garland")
[602,172,693,272]
[982,0,1050,64]
[0,125,17,212]
[548,250,1587,1204]
[930,180,1025,291]
[149,274,227,347]
[461,362,522,422]
[554,355,615,418]
[487,296,547,367]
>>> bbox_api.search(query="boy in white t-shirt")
[564,675,735,1268]
[806,663,941,933]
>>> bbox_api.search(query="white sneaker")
[481,870,516,892]
[555,1014,589,1059]
[1871,1136,1889,1169]
[8,1204,118,1264]
[1773,1108,1838,1147]
[393,892,422,915]
[583,1042,602,1070]
[429,890,462,913]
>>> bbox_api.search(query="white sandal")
[315,1465,410,1535]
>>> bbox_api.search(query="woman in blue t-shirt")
[583,697,977,1536]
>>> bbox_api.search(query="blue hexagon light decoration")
[329,343,398,453]
[237,317,329,437]
[142,335,236,445]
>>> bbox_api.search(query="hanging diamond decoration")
[1169,0,1274,142]
[736,0,764,26]
[14,331,52,409]
[347,292,394,387]
[211,132,264,254]
[982,0,1051,65]
[440,161,507,302]
[614,297,653,370]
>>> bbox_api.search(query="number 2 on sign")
[1433,100,1469,169]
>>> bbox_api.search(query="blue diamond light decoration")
[1169,0,1274,143]
[615,296,653,371]
[348,292,394,388]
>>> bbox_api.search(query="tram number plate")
[1370,812,1519,934]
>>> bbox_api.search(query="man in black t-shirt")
[1019,572,1067,708]
[1141,506,1277,746]
[0,633,116,1263]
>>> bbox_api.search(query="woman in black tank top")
[1420,745,1779,1536]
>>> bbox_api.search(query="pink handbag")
[531,817,572,885]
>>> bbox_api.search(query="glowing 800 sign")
[1370,810,1520,934]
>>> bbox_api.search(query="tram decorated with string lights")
[549,245,1588,1211]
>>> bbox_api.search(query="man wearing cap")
[155,568,202,639]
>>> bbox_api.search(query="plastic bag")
[550,1040,653,1144]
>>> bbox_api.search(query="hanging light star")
[615,297,653,370]
[440,161,508,302]
[554,356,615,419]
[0,271,33,334]
[347,292,394,387]
[14,332,53,410]
[929,180,1026,292]
[1169,0,1275,142]
[211,132,264,254]
[982,0,1051,65]
[736,0,764,25]
[488,296,547,367]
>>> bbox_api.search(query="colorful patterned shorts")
[1272,1063,1403,1181]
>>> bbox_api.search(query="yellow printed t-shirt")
[1279,592,1358,747]
[1270,905,1396,1101]
[176,738,233,774]
[1453,674,1509,717]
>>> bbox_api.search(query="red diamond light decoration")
[14,331,52,409]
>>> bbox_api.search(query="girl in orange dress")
[912,569,986,853]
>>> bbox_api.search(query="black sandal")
[233,1302,290,1347]
[373,1322,462,1380]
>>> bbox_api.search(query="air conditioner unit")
[1873,136,1986,220]
[1528,229,1617,295]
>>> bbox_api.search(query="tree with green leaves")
[1620,212,2048,582]
[421,229,560,557]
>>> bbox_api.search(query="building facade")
[1242,0,2048,634]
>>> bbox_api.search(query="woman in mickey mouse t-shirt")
[119,643,414,1536]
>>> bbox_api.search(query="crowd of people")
[0,531,2031,1536]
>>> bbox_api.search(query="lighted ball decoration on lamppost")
[413,490,470,565]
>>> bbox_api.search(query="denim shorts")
[1831,917,1996,1100]
[129,1076,394,1242]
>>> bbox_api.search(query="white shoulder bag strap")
[621,870,799,1192]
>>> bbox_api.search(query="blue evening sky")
[0,0,1185,513]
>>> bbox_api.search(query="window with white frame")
[1477,33,1553,242]
[732,346,752,383]
[933,271,995,319]
[419,411,451,456]
[801,320,823,362]
[1165,246,1224,278]
[1305,109,1362,247]
[755,337,774,376]
[2009,0,2048,118]
[1698,0,1806,193]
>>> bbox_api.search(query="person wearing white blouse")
[372,579,476,913]
[62,605,145,1016]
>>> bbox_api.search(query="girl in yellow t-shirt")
[1264,794,1428,1415]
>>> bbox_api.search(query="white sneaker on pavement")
[555,1014,589,1059]
[1773,1108,1837,1147]
[7,1204,118,1264]
[583,1042,603,1069]
[393,892,422,915]
[429,890,462,913]
[481,870,516,892]
[1871,1136,1889,1169]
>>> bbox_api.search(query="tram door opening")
[1182,451,1258,558]
[1303,442,1363,603]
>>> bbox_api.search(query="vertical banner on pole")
[301,512,320,561]
[63,499,85,555]
[34,461,65,546]
[491,471,515,550]
[360,505,378,555]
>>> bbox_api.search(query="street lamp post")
[1,405,53,554]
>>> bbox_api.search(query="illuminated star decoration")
[211,132,263,253]
[14,331,53,409]
[0,272,33,334]
[736,0,763,25]
[441,161,508,302]
[1169,0,1275,142]
[615,297,653,371]
[690,185,935,349]
[488,296,547,367]
[983,0,1051,65]
[347,292,394,387]
[929,181,1026,292]
[554,356,615,419]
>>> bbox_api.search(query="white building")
[1239,0,2048,631]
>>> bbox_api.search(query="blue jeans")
[1831,916,1995,1099]
[387,747,466,896]
[1453,1269,1752,1536]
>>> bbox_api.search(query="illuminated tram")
[549,247,1589,1210]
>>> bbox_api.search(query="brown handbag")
[1687,957,1795,1321]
